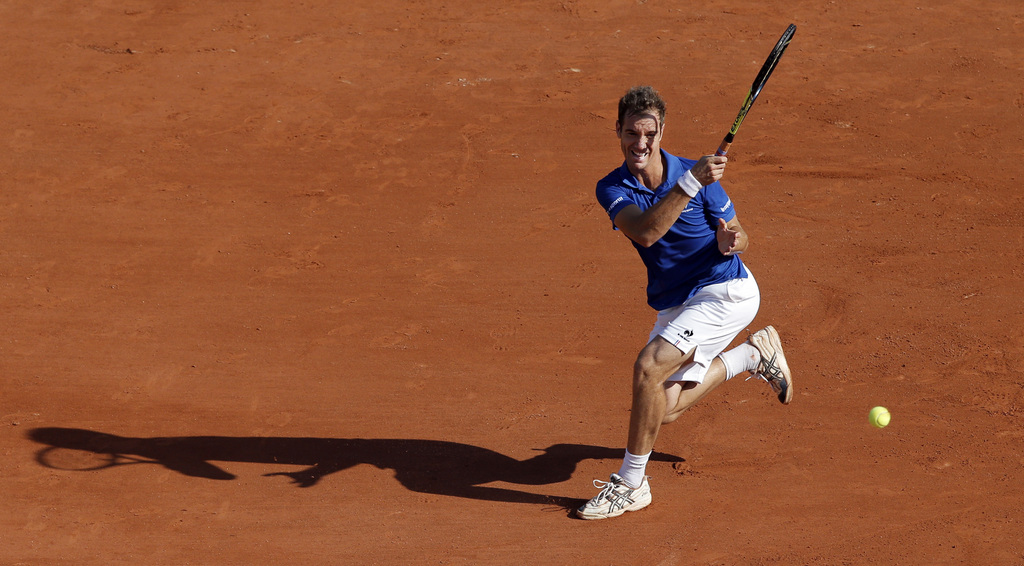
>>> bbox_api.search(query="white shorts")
[648,270,760,384]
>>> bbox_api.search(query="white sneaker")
[576,473,652,520]
[748,325,794,404]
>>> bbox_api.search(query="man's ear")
[615,121,621,137]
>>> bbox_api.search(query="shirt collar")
[618,149,679,195]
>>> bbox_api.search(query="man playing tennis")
[577,86,793,520]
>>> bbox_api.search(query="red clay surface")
[3,1,1023,564]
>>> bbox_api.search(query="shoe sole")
[576,492,652,520]
[763,325,793,404]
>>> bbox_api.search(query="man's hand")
[716,218,743,256]
[690,155,727,186]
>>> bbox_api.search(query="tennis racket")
[716,24,796,156]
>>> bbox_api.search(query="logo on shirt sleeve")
[607,196,624,215]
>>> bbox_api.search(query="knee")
[633,354,667,392]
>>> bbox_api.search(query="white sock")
[718,343,761,380]
[617,449,651,488]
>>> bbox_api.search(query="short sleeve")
[701,181,736,224]
[596,179,635,228]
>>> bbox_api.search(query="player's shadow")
[28,427,681,510]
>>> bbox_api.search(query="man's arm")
[612,190,690,248]
[613,155,727,247]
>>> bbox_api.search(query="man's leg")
[578,276,765,520]
[626,336,692,456]
[662,327,794,423]
[661,356,730,424]
[576,336,688,520]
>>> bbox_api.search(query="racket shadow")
[27,427,682,510]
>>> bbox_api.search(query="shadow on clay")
[28,427,682,511]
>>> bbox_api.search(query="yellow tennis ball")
[869,406,890,428]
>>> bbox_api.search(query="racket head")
[718,24,796,154]
[748,24,796,103]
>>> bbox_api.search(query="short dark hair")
[618,86,666,128]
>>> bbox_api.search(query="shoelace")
[590,478,636,512]
[747,371,783,393]
[745,353,783,392]
[592,478,619,499]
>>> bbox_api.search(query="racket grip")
[716,132,733,156]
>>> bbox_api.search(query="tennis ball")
[869,406,890,428]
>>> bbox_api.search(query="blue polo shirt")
[596,149,748,311]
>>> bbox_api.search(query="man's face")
[616,111,663,176]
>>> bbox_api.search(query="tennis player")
[577,86,793,520]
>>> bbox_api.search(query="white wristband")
[676,170,702,198]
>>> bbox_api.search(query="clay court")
[3,1,1023,564]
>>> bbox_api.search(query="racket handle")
[716,132,734,156]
